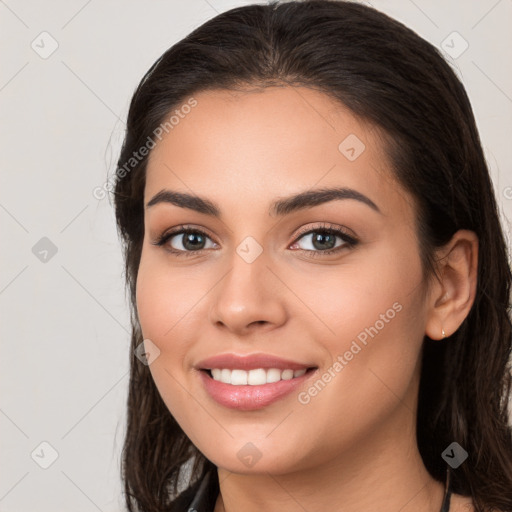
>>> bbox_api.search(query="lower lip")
[198,369,316,410]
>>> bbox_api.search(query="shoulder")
[449,492,474,512]
[449,492,509,512]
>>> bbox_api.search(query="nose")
[208,251,287,336]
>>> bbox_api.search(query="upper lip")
[196,353,317,371]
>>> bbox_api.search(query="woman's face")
[136,86,431,474]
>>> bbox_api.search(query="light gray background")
[1,0,511,510]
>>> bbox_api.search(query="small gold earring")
[442,328,446,339]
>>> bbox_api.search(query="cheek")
[312,237,426,385]
[135,250,214,431]
[136,250,205,344]
[311,238,423,340]
[351,249,424,370]
[289,245,426,455]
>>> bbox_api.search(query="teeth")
[293,368,307,378]
[248,368,266,385]
[266,368,281,383]
[220,369,231,384]
[282,369,294,380]
[209,367,308,385]
[231,369,247,385]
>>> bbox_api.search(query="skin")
[136,86,478,512]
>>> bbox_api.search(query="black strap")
[440,466,452,512]
[186,468,217,512]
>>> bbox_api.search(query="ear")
[424,230,479,340]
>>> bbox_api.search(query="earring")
[442,328,446,339]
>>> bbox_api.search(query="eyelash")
[151,222,358,259]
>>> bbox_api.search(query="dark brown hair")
[112,1,512,510]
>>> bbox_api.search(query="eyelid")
[293,222,357,242]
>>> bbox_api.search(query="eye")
[151,222,358,259]
[151,226,217,257]
[290,223,358,258]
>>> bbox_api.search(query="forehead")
[144,86,414,220]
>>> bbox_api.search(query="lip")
[198,367,317,410]
[195,353,318,411]
[195,352,315,371]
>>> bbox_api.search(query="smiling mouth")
[202,367,317,386]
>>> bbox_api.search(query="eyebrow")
[145,186,381,217]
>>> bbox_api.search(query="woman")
[112,1,512,511]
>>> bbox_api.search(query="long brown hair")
[112,1,512,510]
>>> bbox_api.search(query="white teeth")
[281,369,294,380]
[208,367,309,385]
[231,369,247,385]
[266,368,281,383]
[220,369,231,384]
[247,368,267,385]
